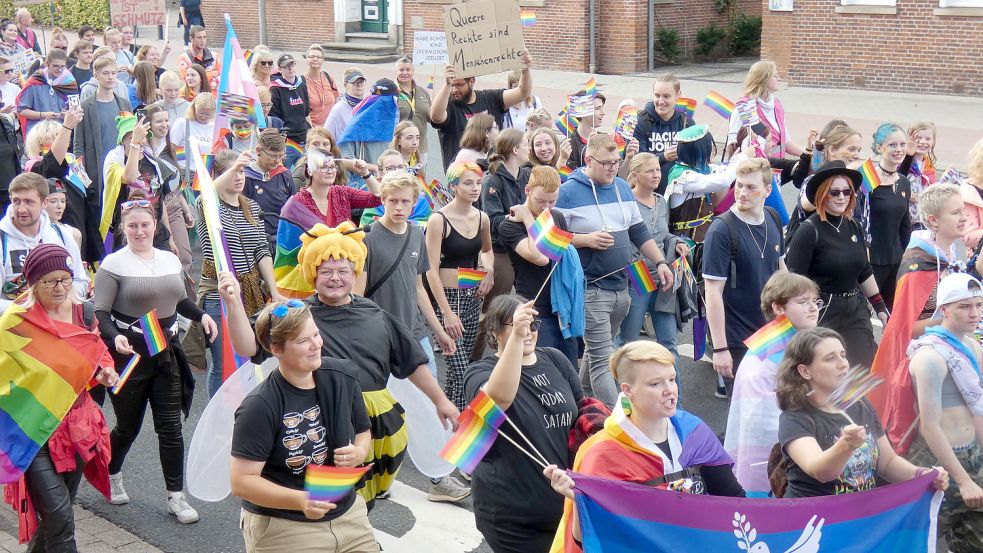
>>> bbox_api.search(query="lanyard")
[588,177,629,229]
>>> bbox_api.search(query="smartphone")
[67,94,80,111]
[134,108,147,121]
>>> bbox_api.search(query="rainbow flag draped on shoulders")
[0,303,111,483]
[273,198,321,299]
[569,470,942,552]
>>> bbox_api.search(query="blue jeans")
[203,297,223,398]
[582,286,630,408]
[536,314,578,369]
[419,336,437,377]
[182,9,204,46]
[617,290,680,361]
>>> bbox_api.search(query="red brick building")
[203,0,759,74]
[762,0,983,96]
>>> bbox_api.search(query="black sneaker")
[715,384,729,399]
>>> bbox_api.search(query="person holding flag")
[17,48,76,137]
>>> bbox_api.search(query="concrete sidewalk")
[0,502,163,553]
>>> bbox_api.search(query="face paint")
[232,125,254,140]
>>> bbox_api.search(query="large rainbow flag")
[0,303,110,483]
[213,14,266,145]
[568,470,942,552]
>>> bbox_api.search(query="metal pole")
[588,0,596,73]
[258,0,268,45]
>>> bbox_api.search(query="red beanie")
[22,243,73,286]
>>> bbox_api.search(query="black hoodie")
[633,101,694,193]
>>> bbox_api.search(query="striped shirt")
[196,196,270,274]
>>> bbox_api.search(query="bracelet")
[713,347,729,353]
[655,260,669,269]
[867,293,889,316]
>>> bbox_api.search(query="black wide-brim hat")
[805,160,863,205]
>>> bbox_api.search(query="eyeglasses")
[316,164,339,174]
[504,320,542,332]
[383,165,407,173]
[259,149,284,160]
[317,268,354,279]
[828,189,854,198]
[589,156,621,169]
[2,68,13,74]
[38,276,72,289]
[259,60,274,66]
[791,297,825,310]
[261,102,273,109]
[121,199,151,210]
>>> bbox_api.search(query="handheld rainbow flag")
[937,167,966,187]
[613,105,638,143]
[827,365,884,413]
[554,106,578,137]
[458,268,487,289]
[743,314,795,365]
[859,158,881,194]
[426,74,434,91]
[528,209,574,262]
[138,310,168,356]
[626,260,657,294]
[174,145,187,163]
[285,139,304,161]
[111,353,141,394]
[558,165,573,181]
[568,93,595,118]
[304,464,372,502]
[584,77,597,97]
[675,97,697,119]
[520,9,537,26]
[439,391,507,473]
[703,91,735,120]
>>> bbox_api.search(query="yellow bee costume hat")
[297,222,368,285]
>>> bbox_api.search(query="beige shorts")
[240,495,379,553]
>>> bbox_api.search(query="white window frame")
[840,0,895,5]
[939,0,983,7]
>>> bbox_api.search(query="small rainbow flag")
[111,353,141,395]
[675,97,697,119]
[426,74,434,91]
[520,9,537,26]
[439,391,507,473]
[584,77,597,97]
[528,209,573,262]
[304,464,372,503]
[859,158,881,194]
[554,108,578,137]
[174,146,187,163]
[558,166,573,181]
[138,309,168,356]
[826,365,884,413]
[243,49,254,67]
[626,259,657,294]
[743,314,795,365]
[703,91,735,120]
[937,167,966,187]
[285,139,304,160]
[458,268,487,288]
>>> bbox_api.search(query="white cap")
[932,273,983,319]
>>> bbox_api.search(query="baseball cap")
[277,54,296,68]
[47,178,66,195]
[344,68,366,84]
[371,78,398,96]
[932,273,983,319]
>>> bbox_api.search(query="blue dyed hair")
[871,123,904,155]
[676,132,714,174]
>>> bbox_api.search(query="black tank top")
[436,211,483,269]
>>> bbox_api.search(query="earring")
[621,394,633,416]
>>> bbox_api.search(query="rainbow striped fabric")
[859,159,881,194]
[558,166,573,181]
[528,209,573,262]
[703,90,735,120]
[743,314,795,365]
[285,139,304,160]
[111,353,141,394]
[138,310,168,356]
[626,259,657,294]
[827,365,884,412]
[426,74,434,91]
[305,464,372,502]
[554,108,578,137]
[458,268,487,289]
[439,391,507,473]
[584,77,597,97]
[520,9,537,26]
[675,97,697,119]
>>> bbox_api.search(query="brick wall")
[201,0,335,51]
[653,0,762,61]
[762,0,983,96]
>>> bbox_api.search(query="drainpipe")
[258,0,268,45]
[647,0,653,71]
[588,0,596,73]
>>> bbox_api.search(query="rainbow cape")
[529,209,574,262]
[674,97,696,119]
[285,139,304,159]
[305,464,372,502]
[742,314,795,365]
[625,260,657,294]
[213,14,267,148]
[0,303,110,483]
[439,391,507,473]
[859,158,881,194]
[338,94,398,144]
[458,268,487,289]
[138,309,168,356]
[703,90,735,120]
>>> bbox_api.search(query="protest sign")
[9,50,35,83]
[219,92,256,122]
[110,0,167,26]
[443,0,524,78]
[413,31,449,66]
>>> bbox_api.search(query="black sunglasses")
[259,60,274,66]
[828,189,854,198]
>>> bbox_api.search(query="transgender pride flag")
[572,471,942,552]
[213,14,266,145]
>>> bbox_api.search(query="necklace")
[878,164,900,194]
[826,216,843,233]
[745,218,768,259]
[134,249,156,274]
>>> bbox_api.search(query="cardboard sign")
[412,31,449,66]
[443,0,524,78]
[110,0,167,26]
[9,50,35,83]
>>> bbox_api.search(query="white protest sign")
[443,0,524,78]
[412,31,448,66]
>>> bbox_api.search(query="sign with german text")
[443,0,524,78]
[412,31,449,66]
[110,0,167,26]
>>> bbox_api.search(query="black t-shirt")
[786,214,872,294]
[232,364,371,522]
[71,65,92,87]
[858,177,912,266]
[464,348,584,524]
[778,399,884,499]
[434,89,506,169]
[499,209,568,313]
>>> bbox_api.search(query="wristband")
[655,260,669,269]
[713,347,729,354]
[62,124,73,131]
[867,293,889,316]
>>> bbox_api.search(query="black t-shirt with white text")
[434,89,506,169]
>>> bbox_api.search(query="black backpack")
[716,206,782,289]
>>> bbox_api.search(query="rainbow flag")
[426,74,434,91]
[584,77,597,97]
[175,145,187,163]
[528,209,574,262]
[743,314,795,365]
[138,309,168,356]
[554,107,578,137]
[827,365,884,412]
[213,14,266,146]
[111,353,141,394]
[703,90,735,120]
[304,464,372,502]
[439,391,507,473]
[937,166,966,186]
[458,268,487,289]
[859,158,881,194]
[285,139,304,159]
[558,165,573,181]
[520,9,537,26]
[625,259,657,294]
[0,304,109,483]
[243,49,254,67]
[675,97,696,119]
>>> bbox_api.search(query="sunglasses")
[2,69,13,74]
[259,60,274,66]
[266,299,305,344]
[121,199,151,210]
[827,189,854,198]
[505,320,542,332]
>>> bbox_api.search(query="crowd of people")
[3,15,983,553]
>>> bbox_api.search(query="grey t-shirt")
[363,221,430,339]
[96,98,121,161]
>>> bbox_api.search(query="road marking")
[375,482,484,552]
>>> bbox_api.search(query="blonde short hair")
[26,120,61,158]
[379,171,420,201]
[969,137,983,183]
[159,70,182,88]
[610,341,675,385]
[917,184,962,227]
[735,157,772,188]
[254,301,314,353]
[527,165,560,193]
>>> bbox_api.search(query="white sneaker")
[167,491,200,524]
[109,472,129,505]
[427,476,471,503]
